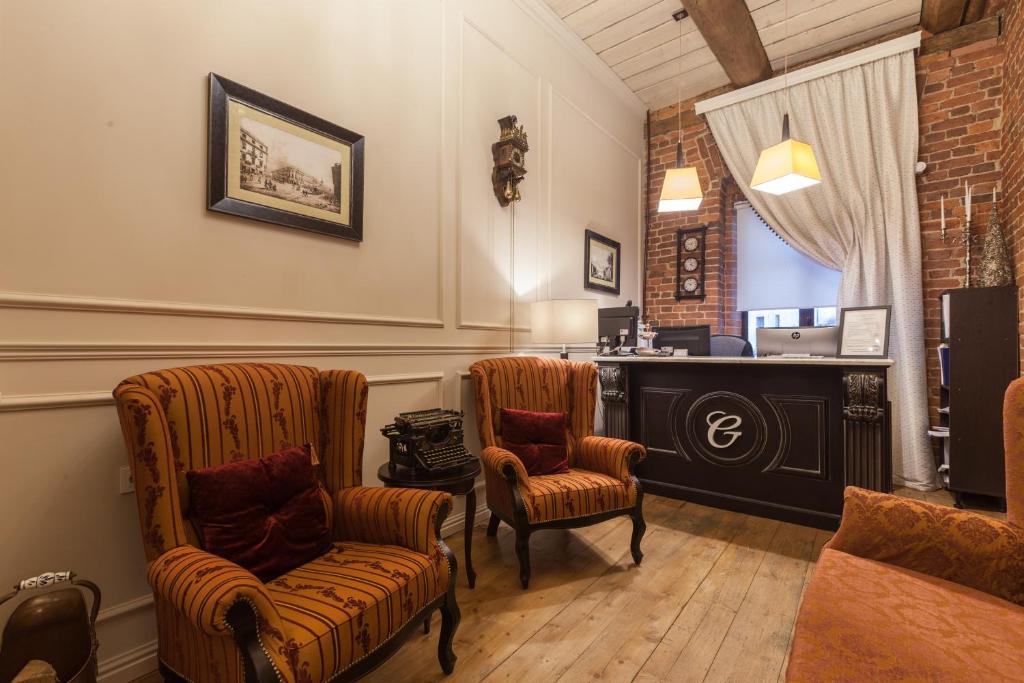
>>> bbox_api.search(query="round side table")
[377,460,481,590]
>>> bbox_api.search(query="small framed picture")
[584,229,621,295]
[837,306,892,358]
[208,73,364,241]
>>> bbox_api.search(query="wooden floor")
[133,488,1003,683]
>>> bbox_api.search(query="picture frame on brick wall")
[676,225,708,300]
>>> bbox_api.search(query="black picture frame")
[837,305,892,358]
[207,73,364,241]
[675,225,708,300]
[584,229,621,295]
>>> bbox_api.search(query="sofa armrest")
[334,486,452,557]
[574,435,645,483]
[828,487,1024,605]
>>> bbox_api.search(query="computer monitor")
[598,305,639,347]
[654,325,711,356]
[756,326,839,357]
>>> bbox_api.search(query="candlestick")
[940,195,946,242]
[962,217,973,287]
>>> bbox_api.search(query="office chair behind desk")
[710,334,753,357]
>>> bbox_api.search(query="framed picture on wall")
[207,73,364,241]
[584,229,621,295]
[837,305,892,358]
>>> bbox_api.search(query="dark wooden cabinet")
[945,286,1019,504]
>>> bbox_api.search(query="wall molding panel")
[0,291,445,328]
[0,341,590,362]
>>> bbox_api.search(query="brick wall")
[917,37,1005,421]
[644,104,742,335]
[644,30,1007,425]
[1003,1,1024,366]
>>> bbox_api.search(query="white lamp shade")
[658,166,703,212]
[750,138,822,195]
[531,299,598,345]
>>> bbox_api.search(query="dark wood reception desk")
[595,356,894,529]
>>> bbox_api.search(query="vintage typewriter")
[381,408,476,472]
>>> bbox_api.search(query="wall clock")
[675,225,708,300]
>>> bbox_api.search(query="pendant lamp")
[658,11,702,212]
[750,0,821,196]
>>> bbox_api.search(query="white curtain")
[704,50,934,490]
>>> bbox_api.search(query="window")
[736,203,841,354]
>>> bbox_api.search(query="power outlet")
[119,466,135,494]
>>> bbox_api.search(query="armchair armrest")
[481,445,530,487]
[148,546,290,681]
[334,486,452,557]
[147,545,286,637]
[828,487,1024,605]
[575,436,646,483]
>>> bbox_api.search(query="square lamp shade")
[531,299,598,359]
[750,138,822,196]
[658,166,703,212]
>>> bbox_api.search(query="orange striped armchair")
[113,364,459,683]
[470,357,646,588]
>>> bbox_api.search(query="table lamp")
[531,299,598,359]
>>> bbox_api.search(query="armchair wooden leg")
[487,512,500,537]
[437,590,460,674]
[515,529,532,589]
[630,509,646,565]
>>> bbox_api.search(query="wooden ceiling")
[544,0,924,109]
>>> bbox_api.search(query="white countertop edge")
[591,355,894,367]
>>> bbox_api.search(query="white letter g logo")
[706,411,743,449]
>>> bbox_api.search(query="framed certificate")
[838,306,891,358]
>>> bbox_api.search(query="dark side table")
[377,460,481,589]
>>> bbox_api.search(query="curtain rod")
[695,31,922,116]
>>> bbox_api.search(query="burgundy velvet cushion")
[186,446,330,582]
[500,408,569,476]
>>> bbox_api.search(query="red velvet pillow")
[500,408,569,476]
[186,446,330,581]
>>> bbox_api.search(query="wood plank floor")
[133,488,1003,683]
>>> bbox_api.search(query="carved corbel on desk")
[842,370,892,493]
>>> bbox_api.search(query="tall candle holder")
[961,218,973,287]
[961,183,973,287]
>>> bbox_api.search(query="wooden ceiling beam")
[681,0,771,88]
[921,0,969,34]
[962,0,989,25]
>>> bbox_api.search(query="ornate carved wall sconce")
[491,115,528,206]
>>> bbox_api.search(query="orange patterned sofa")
[470,357,646,588]
[786,377,1024,680]
[113,364,459,683]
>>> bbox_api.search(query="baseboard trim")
[97,638,158,683]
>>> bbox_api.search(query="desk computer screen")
[756,326,838,357]
[654,325,711,356]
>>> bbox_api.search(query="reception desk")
[595,356,894,529]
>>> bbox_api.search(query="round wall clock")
[675,225,709,301]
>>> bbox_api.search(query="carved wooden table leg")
[464,487,477,589]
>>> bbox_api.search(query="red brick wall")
[644,31,1007,425]
[1003,1,1024,366]
[917,37,1005,422]
[644,104,742,335]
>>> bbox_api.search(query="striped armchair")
[113,364,459,683]
[470,357,646,588]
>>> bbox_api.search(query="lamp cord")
[784,0,791,127]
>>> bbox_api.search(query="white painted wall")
[0,0,644,677]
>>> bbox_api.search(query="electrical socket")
[119,466,135,494]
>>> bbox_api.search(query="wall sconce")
[492,115,529,206]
